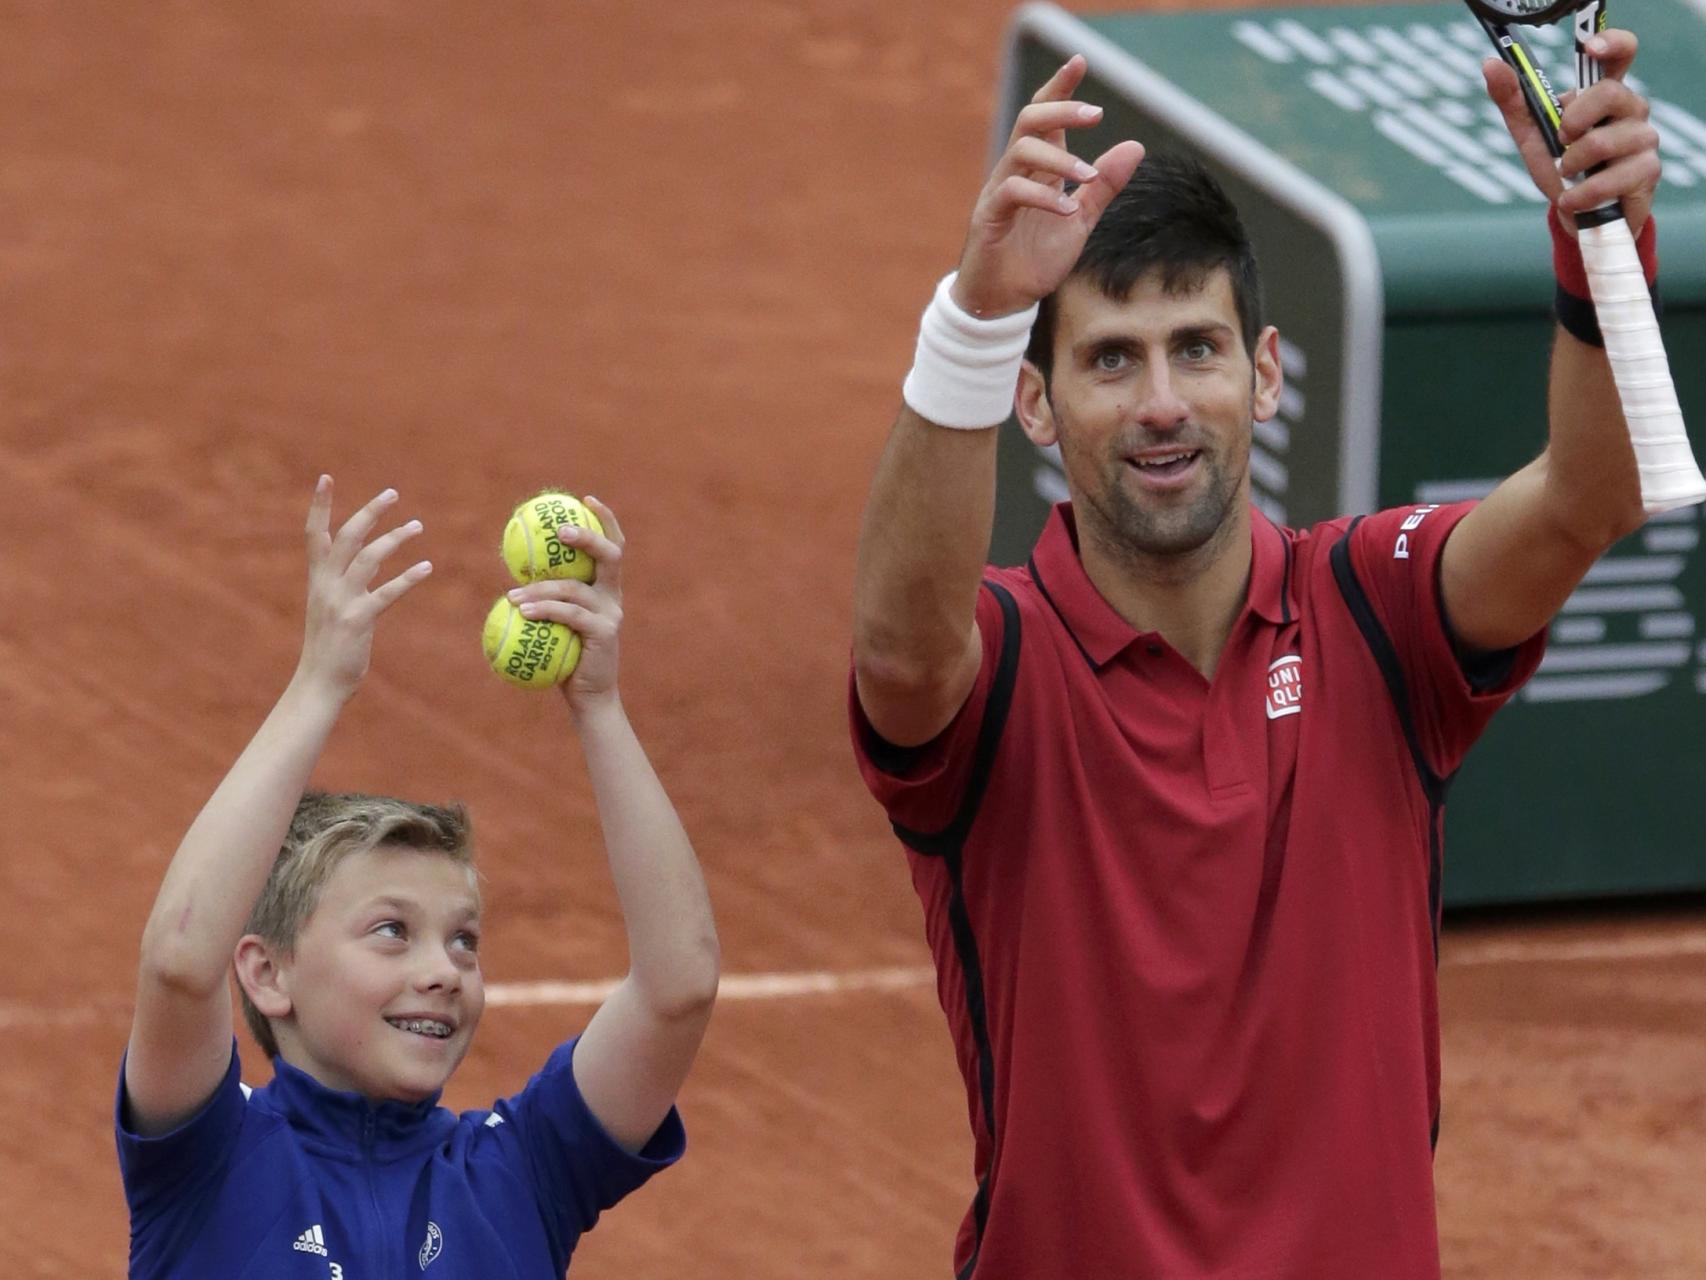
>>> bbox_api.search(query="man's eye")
[1094,350,1128,371]
[1181,340,1214,362]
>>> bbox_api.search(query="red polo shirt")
[851,502,1544,1280]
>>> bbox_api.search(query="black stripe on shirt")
[891,580,1022,1279]
[1328,522,1454,955]
[1329,522,1452,1151]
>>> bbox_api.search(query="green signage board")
[996,0,1706,905]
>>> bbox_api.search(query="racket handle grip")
[1578,218,1706,514]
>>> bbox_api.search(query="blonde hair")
[238,791,475,1059]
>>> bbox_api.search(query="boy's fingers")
[556,522,623,568]
[305,475,333,539]
[516,597,617,640]
[582,495,623,548]
[330,487,400,567]
[348,519,425,586]
[509,579,601,608]
[366,560,433,614]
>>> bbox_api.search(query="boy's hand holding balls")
[503,492,603,584]
[483,492,620,693]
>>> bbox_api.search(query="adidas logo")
[292,1224,328,1257]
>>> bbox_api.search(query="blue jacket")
[116,1037,685,1278]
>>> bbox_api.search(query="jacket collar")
[260,1055,454,1159]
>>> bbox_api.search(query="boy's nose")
[415,952,463,993]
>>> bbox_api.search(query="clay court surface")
[2,1,1703,1275]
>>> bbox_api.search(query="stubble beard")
[1072,431,1247,577]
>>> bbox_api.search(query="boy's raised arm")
[505,499,720,1155]
[124,479,430,1137]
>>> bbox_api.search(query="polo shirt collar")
[1027,503,1295,666]
[264,1055,453,1158]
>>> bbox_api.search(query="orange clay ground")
[1,2,1702,1275]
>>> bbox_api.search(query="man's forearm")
[1542,325,1647,550]
[852,404,999,684]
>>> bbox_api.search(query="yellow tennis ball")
[502,492,603,585]
[481,598,581,689]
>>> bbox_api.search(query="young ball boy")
[117,477,719,1278]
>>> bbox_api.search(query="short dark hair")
[1025,153,1263,385]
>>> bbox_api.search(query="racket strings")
[1467,0,1582,21]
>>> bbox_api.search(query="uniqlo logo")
[1266,655,1303,720]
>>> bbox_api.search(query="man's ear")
[233,935,292,1019]
[1252,325,1283,424]
[1015,360,1058,447]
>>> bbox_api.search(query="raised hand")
[295,476,432,702]
[952,55,1146,319]
[1482,28,1661,234]
[506,495,626,717]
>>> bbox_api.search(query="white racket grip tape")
[1579,219,1706,514]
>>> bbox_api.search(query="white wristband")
[901,272,1039,430]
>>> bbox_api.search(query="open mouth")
[1128,449,1201,480]
[385,1016,454,1040]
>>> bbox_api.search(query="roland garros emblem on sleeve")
[418,1221,443,1270]
[1266,655,1303,720]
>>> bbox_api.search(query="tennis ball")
[481,598,581,689]
[502,492,603,585]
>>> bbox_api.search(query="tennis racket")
[1464,0,1706,514]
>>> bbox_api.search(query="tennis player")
[850,36,1666,1279]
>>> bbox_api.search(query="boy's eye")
[373,921,405,940]
[454,931,481,952]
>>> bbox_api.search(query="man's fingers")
[1561,79,1650,146]
[366,560,434,615]
[990,173,1083,219]
[1077,140,1146,219]
[1028,54,1087,107]
[1483,58,1564,197]
[1008,99,1103,149]
[1557,149,1661,217]
[1560,116,1659,180]
[348,518,425,587]
[997,135,1100,190]
[1581,28,1638,82]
